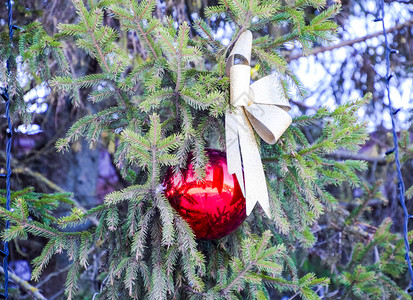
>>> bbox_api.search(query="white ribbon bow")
[225,30,292,217]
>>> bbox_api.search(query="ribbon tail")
[237,111,271,217]
[225,111,245,196]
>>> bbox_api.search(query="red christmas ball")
[164,149,246,240]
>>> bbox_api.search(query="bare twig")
[290,99,318,111]
[288,291,300,300]
[49,289,65,300]
[263,150,386,164]
[287,18,413,62]
[385,0,413,3]
[92,275,109,300]
[20,127,66,165]
[0,266,47,300]
[13,167,66,193]
[35,264,71,289]
[324,150,386,164]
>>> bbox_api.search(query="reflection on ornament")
[163,149,246,240]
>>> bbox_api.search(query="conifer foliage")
[0,0,411,299]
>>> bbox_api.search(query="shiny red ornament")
[163,149,246,240]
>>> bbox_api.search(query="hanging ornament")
[225,30,292,217]
[163,149,246,240]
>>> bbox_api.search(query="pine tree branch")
[0,149,99,226]
[174,23,190,93]
[12,167,99,226]
[75,4,110,73]
[0,266,47,300]
[220,262,254,295]
[287,18,413,62]
[73,1,129,108]
[130,0,159,59]
[184,284,208,297]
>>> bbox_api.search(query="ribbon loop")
[225,30,292,217]
[230,65,251,107]
[250,75,291,109]
[225,31,253,77]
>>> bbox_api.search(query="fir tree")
[0,0,411,299]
